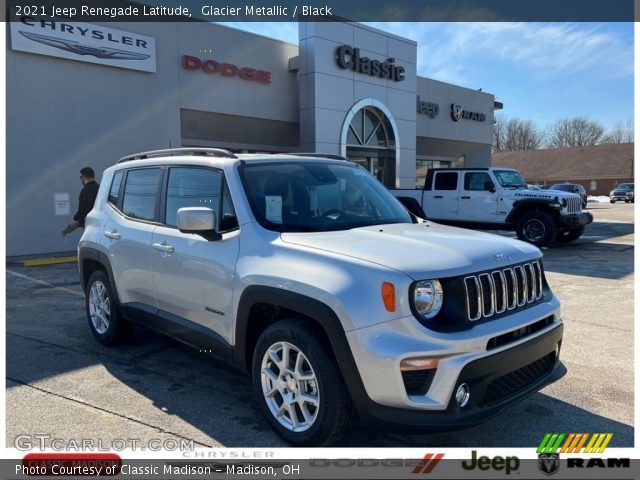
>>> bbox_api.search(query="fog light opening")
[455,383,471,407]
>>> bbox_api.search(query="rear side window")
[165,167,223,228]
[122,168,162,221]
[108,171,123,206]
[464,172,493,191]
[434,172,458,190]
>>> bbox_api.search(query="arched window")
[346,107,396,149]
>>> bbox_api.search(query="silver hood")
[281,222,541,280]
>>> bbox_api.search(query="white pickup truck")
[391,167,593,247]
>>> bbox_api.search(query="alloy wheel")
[88,281,111,334]
[260,341,320,432]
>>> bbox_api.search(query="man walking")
[62,167,100,236]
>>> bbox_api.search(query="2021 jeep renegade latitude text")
[78,148,565,446]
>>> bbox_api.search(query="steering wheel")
[319,208,345,220]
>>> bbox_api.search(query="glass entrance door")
[346,148,395,187]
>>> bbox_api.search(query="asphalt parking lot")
[5,202,634,449]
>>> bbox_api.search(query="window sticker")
[265,196,283,224]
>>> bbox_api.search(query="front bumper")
[561,211,593,229]
[611,194,633,201]
[348,323,564,429]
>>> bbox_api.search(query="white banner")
[10,18,156,73]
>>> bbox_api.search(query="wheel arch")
[506,199,562,224]
[78,247,121,306]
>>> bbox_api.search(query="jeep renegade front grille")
[566,196,582,213]
[463,261,543,321]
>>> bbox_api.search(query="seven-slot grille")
[463,261,544,321]
[565,196,582,213]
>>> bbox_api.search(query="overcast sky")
[223,22,634,132]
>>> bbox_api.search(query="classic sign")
[335,45,405,82]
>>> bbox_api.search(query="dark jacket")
[73,180,100,228]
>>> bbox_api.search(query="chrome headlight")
[413,280,444,319]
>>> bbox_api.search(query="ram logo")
[451,103,463,121]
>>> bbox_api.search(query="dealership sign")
[182,55,272,84]
[417,96,439,118]
[10,17,155,72]
[451,103,486,122]
[336,45,405,81]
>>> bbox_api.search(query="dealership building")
[7,19,499,256]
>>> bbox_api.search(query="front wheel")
[556,226,585,243]
[252,319,353,446]
[515,211,557,247]
[610,199,616,203]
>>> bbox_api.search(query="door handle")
[152,241,175,254]
[434,195,443,199]
[461,196,471,199]
[104,230,121,240]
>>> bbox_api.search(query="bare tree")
[602,120,634,144]
[494,116,543,152]
[493,113,507,152]
[546,117,605,148]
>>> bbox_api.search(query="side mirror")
[177,207,220,240]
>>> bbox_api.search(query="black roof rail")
[117,148,237,164]
[281,152,348,161]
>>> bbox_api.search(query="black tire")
[555,226,585,243]
[251,318,353,446]
[85,270,134,346]
[610,199,615,203]
[515,211,557,247]
[625,200,630,203]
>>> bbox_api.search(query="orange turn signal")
[381,282,396,312]
[400,357,440,371]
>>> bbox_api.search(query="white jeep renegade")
[79,148,565,446]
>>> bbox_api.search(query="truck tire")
[610,199,615,203]
[252,318,353,446]
[515,211,557,247]
[85,270,134,346]
[555,226,585,243]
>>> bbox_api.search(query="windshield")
[617,183,634,190]
[240,162,412,232]
[550,184,574,192]
[494,169,527,188]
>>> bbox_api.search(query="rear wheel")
[515,211,557,247]
[610,199,615,203]
[555,226,585,243]
[252,319,353,446]
[85,270,134,345]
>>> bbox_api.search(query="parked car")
[610,183,634,203]
[548,184,588,209]
[78,149,565,446]
[391,168,592,247]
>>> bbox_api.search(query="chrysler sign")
[10,17,156,72]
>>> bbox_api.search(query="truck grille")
[566,196,582,213]
[482,351,556,405]
[463,261,544,321]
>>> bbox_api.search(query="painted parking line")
[6,270,85,298]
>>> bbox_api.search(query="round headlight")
[561,198,568,207]
[413,280,444,319]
